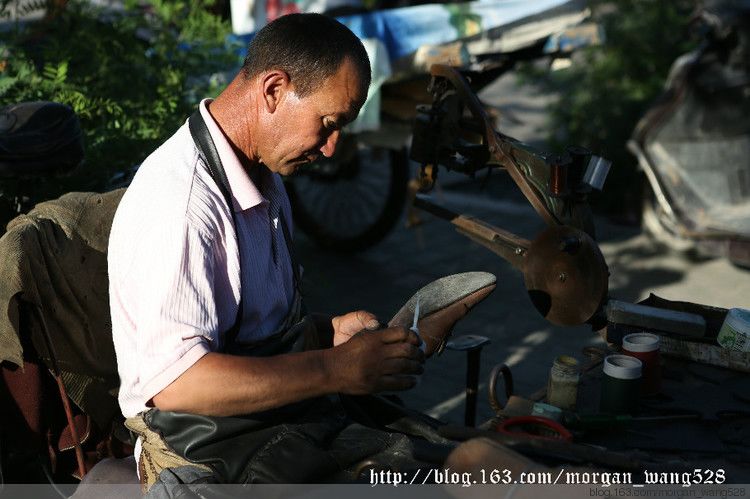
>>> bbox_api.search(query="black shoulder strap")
[187,109,302,350]
[278,212,301,294]
[188,110,244,348]
[189,111,234,213]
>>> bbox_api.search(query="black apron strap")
[188,111,234,212]
[187,109,302,351]
[188,110,245,349]
[278,211,301,294]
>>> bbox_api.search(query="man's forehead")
[319,63,368,118]
[335,68,367,99]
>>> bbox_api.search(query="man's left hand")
[332,310,380,346]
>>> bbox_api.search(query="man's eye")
[324,120,339,131]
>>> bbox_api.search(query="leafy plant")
[521,0,698,220]
[0,0,238,198]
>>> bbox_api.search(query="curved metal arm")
[429,64,561,227]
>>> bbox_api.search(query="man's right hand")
[325,326,425,394]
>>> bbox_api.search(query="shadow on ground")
[294,174,750,425]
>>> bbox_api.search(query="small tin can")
[600,354,642,414]
[622,332,661,396]
[717,308,750,352]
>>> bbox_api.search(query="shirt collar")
[198,99,266,211]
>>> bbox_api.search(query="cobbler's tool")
[410,65,708,339]
[446,334,492,427]
[411,297,423,352]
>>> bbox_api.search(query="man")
[109,13,427,489]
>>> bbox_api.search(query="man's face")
[258,58,367,176]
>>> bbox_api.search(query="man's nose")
[320,130,340,158]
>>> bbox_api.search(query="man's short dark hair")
[243,13,371,98]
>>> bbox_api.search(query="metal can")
[717,308,750,352]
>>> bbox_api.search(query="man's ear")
[260,70,292,113]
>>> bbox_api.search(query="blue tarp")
[337,0,571,61]
[232,0,572,63]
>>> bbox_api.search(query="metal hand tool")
[412,297,424,352]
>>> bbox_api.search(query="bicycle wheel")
[285,135,409,252]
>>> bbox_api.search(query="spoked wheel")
[285,134,409,252]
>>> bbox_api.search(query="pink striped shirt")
[108,99,296,418]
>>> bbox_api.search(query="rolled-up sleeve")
[109,159,234,417]
[135,220,219,406]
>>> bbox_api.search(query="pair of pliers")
[495,415,574,442]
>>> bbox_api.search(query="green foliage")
[522,0,698,218]
[0,0,238,196]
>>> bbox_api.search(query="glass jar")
[546,355,580,410]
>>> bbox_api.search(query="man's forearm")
[151,349,339,416]
[151,326,423,417]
